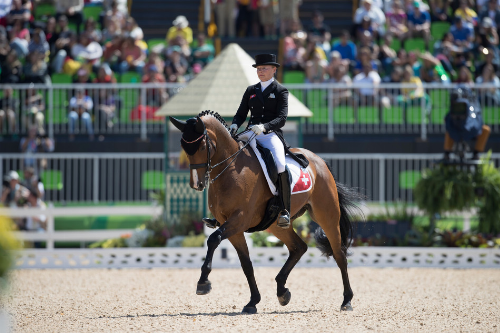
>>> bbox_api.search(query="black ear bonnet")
[180,117,206,155]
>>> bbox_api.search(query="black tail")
[315,166,365,259]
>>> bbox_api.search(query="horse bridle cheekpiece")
[171,116,214,181]
[170,115,255,185]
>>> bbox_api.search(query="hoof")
[278,289,291,306]
[340,301,353,311]
[242,306,257,314]
[196,281,212,295]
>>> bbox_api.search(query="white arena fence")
[2,201,499,269]
[13,247,500,269]
[1,83,499,140]
[1,153,500,204]
[2,206,162,250]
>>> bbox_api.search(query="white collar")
[260,77,274,91]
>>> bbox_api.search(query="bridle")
[184,121,256,185]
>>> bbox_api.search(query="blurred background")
[0,0,499,251]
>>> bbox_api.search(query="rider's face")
[256,65,276,82]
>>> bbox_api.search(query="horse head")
[170,116,212,191]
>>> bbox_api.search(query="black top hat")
[252,54,280,68]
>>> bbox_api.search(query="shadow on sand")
[88,309,320,319]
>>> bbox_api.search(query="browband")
[182,134,205,144]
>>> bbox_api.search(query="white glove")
[250,124,265,135]
[229,124,238,136]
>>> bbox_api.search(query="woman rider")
[204,53,292,229]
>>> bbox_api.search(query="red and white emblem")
[292,169,312,194]
[249,94,256,100]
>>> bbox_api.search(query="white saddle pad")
[249,144,313,196]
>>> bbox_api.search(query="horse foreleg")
[196,227,223,295]
[228,233,261,314]
[268,223,308,306]
[196,213,247,296]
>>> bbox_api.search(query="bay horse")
[170,111,363,314]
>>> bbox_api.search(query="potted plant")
[414,153,500,235]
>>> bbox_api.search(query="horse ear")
[169,117,186,132]
[195,117,205,134]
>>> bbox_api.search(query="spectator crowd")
[0,0,215,140]
[1,168,47,243]
[1,0,499,137]
[282,0,500,110]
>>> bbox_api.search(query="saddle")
[255,142,309,188]
[244,142,307,233]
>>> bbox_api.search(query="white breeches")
[239,131,286,173]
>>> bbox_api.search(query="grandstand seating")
[34,3,56,21]
[147,38,166,52]
[430,90,450,124]
[335,105,356,124]
[83,5,103,23]
[483,107,500,124]
[119,72,142,83]
[431,22,451,41]
[404,38,426,53]
[357,106,380,124]
[119,89,139,123]
[283,71,305,84]
[389,38,402,52]
[51,73,72,84]
[383,107,404,124]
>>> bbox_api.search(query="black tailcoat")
[232,79,288,137]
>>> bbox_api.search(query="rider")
[204,53,292,229]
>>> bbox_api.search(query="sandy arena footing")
[4,267,500,332]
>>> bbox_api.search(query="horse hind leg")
[268,222,308,306]
[310,201,354,311]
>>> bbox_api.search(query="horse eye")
[200,145,206,151]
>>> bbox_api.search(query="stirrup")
[202,217,220,229]
[277,210,290,229]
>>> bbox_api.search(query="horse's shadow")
[88,309,319,320]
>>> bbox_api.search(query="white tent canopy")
[155,43,312,118]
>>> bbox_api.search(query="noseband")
[184,120,256,185]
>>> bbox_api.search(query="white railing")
[2,205,161,249]
[321,153,500,203]
[1,82,499,140]
[2,152,499,204]
[0,152,166,203]
[13,247,500,269]
[0,83,185,140]
[287,82,500,140]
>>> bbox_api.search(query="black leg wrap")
[207,228,223,247]
[277,167,291,229]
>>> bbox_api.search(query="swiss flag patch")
[292,169,312,194]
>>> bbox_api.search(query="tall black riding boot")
[277,167,291,229]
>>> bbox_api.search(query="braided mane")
[198,110,229,131]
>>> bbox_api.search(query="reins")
[189,127,256,184]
